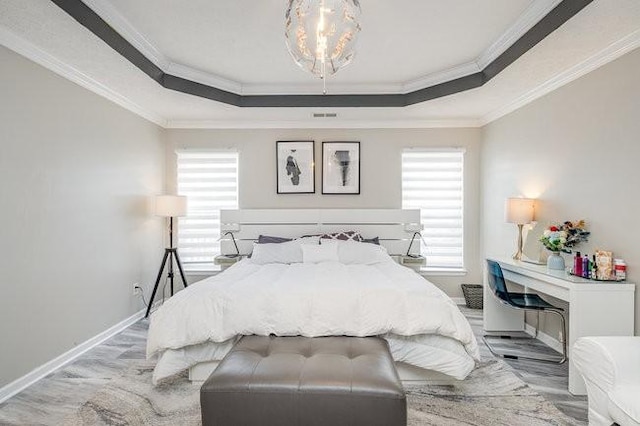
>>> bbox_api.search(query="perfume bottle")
[574,251,582,277]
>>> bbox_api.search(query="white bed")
[146,209,480,385]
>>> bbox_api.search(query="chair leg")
[483,309,567,364]
[547,309,567,364]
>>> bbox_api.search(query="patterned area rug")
[66,360,581,426]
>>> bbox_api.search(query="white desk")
[483,257,635,395]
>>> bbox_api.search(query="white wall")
[0,46,165,387]
[481,47,640,335]
[166,128,482,296]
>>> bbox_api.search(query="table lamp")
[505,197,535,261]
[146,195,188,318]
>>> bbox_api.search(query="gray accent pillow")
[362,237,380,245]
[257,235,293,244]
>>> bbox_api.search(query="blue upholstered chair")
[483,259,567,364]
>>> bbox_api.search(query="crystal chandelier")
[285,0,362,94]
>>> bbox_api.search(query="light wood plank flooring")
[0,306,588,425]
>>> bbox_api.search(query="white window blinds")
[402,149,464,270]
[177,151,239,271]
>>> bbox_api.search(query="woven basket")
[461,284,483,309]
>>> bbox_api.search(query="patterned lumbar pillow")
[320,231,363,242]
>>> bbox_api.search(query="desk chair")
[483,259,567,364]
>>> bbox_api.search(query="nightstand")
[397,255,426,272]
[214,255,244,271]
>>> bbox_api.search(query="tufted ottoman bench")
[200,335,406,426]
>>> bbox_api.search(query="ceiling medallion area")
[49,0,593,108]
[285,0,362,94]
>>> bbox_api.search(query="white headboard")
[220,209,421,256]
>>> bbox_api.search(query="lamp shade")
[155,195,187,217]
[505,198,535,224]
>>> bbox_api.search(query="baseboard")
[524,323,563,353]
[451,297,466,305]
[0,309,145,404]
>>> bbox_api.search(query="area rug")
[65,360,582,426]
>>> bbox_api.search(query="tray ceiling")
[1,0,639,126]
[94,0,536,91]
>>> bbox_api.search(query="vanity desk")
[483,257,635,395]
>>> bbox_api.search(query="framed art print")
[322,141,360,194]
[276,141,315,194]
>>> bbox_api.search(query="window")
[177,150,239,272]
[402,149,464,270]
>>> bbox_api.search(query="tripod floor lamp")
[146,195,188,318]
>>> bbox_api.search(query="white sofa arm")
[574,337,640,388]
[573,336,640,426]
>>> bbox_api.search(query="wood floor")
[462,306,588,423]
[0,306,588,425]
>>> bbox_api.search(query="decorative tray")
[567,271,623,282]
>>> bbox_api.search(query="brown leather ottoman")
[201,335,406,426]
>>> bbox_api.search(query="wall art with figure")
[276,141,315,194]
[322,141,360,194]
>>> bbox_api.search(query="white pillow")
[321,239,391,265]
[297,236,321,245]
[302,243,339,264]
[250,237,319,265]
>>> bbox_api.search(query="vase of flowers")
[546,251,565,270]
[539,220,590,270]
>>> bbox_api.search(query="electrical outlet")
[133,283,142,296]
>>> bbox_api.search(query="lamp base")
[512,224,525,261]
[145,248,188,318]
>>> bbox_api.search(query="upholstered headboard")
[219,209,421,256]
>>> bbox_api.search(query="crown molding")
[50,0,593,107]
[8,1,631,130]
[81,0,168,69]
[404,0,564,93]
[165,61,242,94]
[240,82,406,95]
[80,0,563,96]
[402,61,481,94]
[476,0,562,69]
[480,29,640,126]
[0,26,167,127]
[166,118,483,129]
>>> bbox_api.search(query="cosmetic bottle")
[574,252,582,277]
[582,254,589,278]
[592,254,597,280]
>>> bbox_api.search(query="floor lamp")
[146,195,188,318]
[505,197,535,261]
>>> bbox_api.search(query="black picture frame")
[276,141,315,194]
[322,141,360,195]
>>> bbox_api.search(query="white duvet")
[147,258,480,384]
